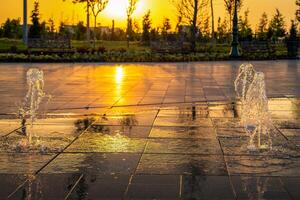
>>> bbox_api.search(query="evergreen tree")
[161,18,171,40]
[59,22,71,37]
[216,17,229,42]
[286,20,299,57]
[29,1,43,38]
[199,16,211,41]
[142,10,151,44]
[75,21,87,40]
[238,9,253,41]
[2,18,22,38]
[257,12,268,40]
[47,18,55,34]
[269,9,286,40]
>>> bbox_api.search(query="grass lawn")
[0,38,27,51]
[0,38,150,52]
[72,40,150,52]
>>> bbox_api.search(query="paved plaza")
[0,60,299,199]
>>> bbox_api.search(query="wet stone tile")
[231,176,291,200]
[42,153,140,175]
[225,155,300,177]
[145,138,222,155]
[0,153,55,174]
[208,109,235,118]
[102,125,152,138]
[69,174,130,199]
[157,105,208,118]
[153,116,213,127]
[182,176,235,200]
[281,177,300,200]
[9,173,81,200]
[149,126,216,139]
[136,154,228,175]
[274,119,300,129]
[66,132,146,153]
[127,175,180,199]
[270,110,300,119]
[0,119,22,137]
[212,118,243,128]
[216,128,246,138]
[280,129,300,141]
[219,134,299,157]
[0,174,26,199]
[0,135,74,153]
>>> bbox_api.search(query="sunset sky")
[0,0,297,30]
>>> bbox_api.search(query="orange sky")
[0,0,297,30]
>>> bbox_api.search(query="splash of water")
[19,68,46,144]
[235,64,273,151]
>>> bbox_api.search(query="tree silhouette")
[90,0,109,48]
[257,12,268,40]
[2,18,22,39]
[269,9,286,40]
[142,10,151,44]
[238,9,253,41]
[63,0,92,42]
[29,1,42,38]
[224,0,243,29]
[161,18,172,40]
[126,0,138,47]
[174,0,209,52]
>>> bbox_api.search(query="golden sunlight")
[103,0,146,19]
[115,66,124,85]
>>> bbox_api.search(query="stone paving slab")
[0,61,299,199]
[136,154,228,175]
[42,153,141,175]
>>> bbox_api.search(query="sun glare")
[104,0,146,19]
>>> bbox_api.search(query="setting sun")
[103,0,147,19]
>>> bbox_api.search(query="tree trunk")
[191,0,199,52]
[86,1,90,44]
[210,0,215,40]
[94,16,97,49]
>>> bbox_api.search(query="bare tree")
[174,0,208,51]
[224,0,243,29]
[90,0,109,48]
[63,0,91,43]
[126,0,138,47]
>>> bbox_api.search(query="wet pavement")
[0,60,299,199]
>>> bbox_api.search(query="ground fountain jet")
[235,64,273,151]
[19,68,46,144]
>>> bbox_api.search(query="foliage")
[75,21,87,40]
[268,9,286,40]
[223,0,243,28]
[257,12,268,40]
[90,0,109,47]
[173,0,209,51]
[286,20,299,57]
[47,18,55,34]
[216,17,230,42]
[142,10,151,44]
[1,18,22,39]
[126,0,138,40]
[238,9,253,41]
[29,1,44,38]
[161,18,172,40]
[59,22,71,37]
